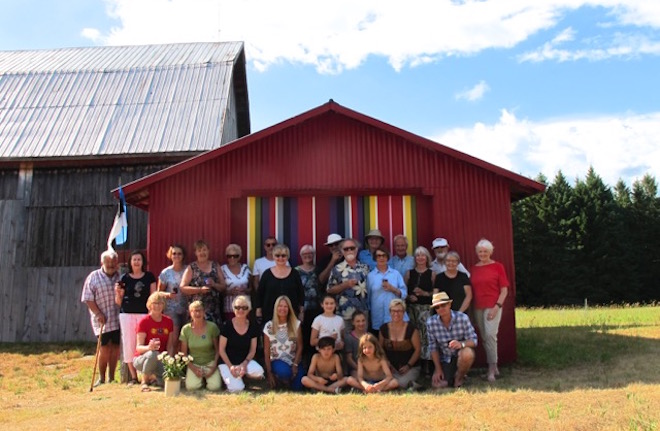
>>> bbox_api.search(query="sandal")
[127,378,138,386]
[141,383,151,392]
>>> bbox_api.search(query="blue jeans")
[271,359,304,391]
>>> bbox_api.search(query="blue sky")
[1,0,659,188]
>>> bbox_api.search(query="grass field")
[1,305,658,430]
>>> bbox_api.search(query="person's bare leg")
[108,343,120,382]
[98,345,110,383]
[454,348,475,387]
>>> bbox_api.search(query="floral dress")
[189,261,223,326]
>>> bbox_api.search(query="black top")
[434,271,471,311]
[380,322,417,368]
[406,268,434,305]
[120,272,156,314]
[257,269,304,323]
[221,319,260,365]
[314,253,344,288]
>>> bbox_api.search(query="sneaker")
[93,379,105,388]
[334,387,342,394]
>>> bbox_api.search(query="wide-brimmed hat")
[324,233,343,246]
[365,229,384,241]
[431,291,453,308]
[432,237,449,249]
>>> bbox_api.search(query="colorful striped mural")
[245,195,418,267]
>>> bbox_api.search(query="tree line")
[512,168,659,306]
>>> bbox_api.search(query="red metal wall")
[144,111,519,363]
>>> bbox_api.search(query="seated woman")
[179,300,221,391]
[133,292,176,392]
[379,298,422,389]
[263,295,304,390]
[218,295,264,392]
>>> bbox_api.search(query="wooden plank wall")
[0,163,173,342]
[21,266,97,342]
[0,200,25,342]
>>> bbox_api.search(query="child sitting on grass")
[301,336,347,394]
[346,333,399,393]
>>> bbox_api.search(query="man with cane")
[81,250,121,388]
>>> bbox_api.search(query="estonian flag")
[107,186,128,251]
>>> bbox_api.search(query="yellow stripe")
[247,197,256,268]
[402,195,413,254]
[368,195,378,229]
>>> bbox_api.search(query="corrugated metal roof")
[0,42,248,161]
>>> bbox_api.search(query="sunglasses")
[274,254,288,258]
[171,252,183,256]
[233,305,249,311]
[375,253,388,258]
[342,246,356,251]
[226,254,240,259]
[265,242,277,247]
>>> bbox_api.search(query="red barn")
[121,100,544,364]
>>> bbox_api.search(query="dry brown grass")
[1,307,659,431]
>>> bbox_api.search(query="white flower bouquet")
[157,352,193,380]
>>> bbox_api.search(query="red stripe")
[297,196,314,250]
[390,195,404,247]
[314,196,331,260]
[377,196,392,248]
[350,196,360,239]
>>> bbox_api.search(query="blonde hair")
[147,291,167,309]
[269,295,298,338]
[389,298,406,311]
[413,246,433,268]
[188,300,204,311]
[232,295,252,311]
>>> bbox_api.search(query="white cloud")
[455,80,490,102]
[84,0,660,73]
[432,110,660,187]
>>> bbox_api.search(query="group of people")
[81,230,509,393]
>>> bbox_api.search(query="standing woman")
[404,246,435,373]
[434,251,472,313]
[220,244,252,321]
[255,244,305,325]
[115,250,157,384]
[470,238,509,382]
[295,244,322,363]
[367,246,408,334]
[218,295,264,392]
[179,300,221,391]
[158,244,188,340]
[180,240,226,326]
[263,295,304,390]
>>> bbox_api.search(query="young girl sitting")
[347,333,399,393]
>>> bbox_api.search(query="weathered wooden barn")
[0,42,250,342]
[121,100,545,363]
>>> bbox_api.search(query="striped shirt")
[81,268,120,335]
[426,310,478,363]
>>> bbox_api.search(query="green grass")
[516,305,660,369]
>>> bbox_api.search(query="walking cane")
[90,323,105,392]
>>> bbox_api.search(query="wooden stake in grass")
[89,323,104,392]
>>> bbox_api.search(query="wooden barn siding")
[0,169,18,199]
[25,165,168,266]
[19,266,97,342]
[0,164,174,342]
[0,200,25,342]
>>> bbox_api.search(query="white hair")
[101,250,118,262]
[475,238,494,253]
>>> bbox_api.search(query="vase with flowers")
[158,352,193,396]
